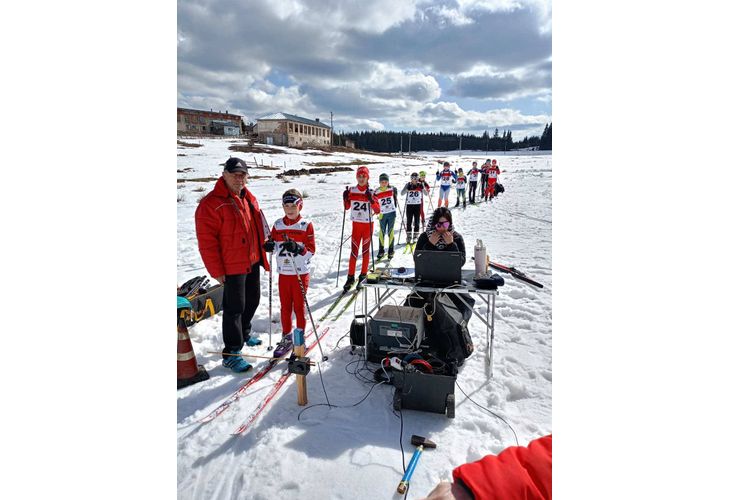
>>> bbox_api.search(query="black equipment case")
[392,363,457,418]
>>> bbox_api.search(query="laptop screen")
[414,250,462,285]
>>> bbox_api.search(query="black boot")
[376,247,385,260]
[343,274,355,291]
[388,246,394,260]
[356,274,367,290]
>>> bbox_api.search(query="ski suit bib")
[375,186,397,214]
[346,185,377,223]
[270,216,315,275]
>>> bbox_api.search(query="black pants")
[468,181,477,203]
[222,264,261,355]
[405,204,421,240]
[480,177,487,198]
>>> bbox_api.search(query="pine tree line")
[333,123,551,153]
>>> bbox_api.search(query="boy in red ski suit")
[342,166,381,290]
[486,159,501,200]
[263,189,316,357]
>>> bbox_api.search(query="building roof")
[257,112,331,129]
[178,107,242,118]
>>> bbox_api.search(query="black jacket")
[414,227,466,266]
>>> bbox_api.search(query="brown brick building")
[177,108,243,135]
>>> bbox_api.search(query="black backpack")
[423,294,474,366]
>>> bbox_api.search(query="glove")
[342,189,349,202]
[263,240,275,253]
[282,240,301,254]
[367,190,374,203]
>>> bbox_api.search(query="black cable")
[455,380,519,446]
[297,352,385,421]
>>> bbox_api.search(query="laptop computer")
[414,250,462,285]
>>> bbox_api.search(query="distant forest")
[333,123,551,153]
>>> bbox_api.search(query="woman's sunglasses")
[435,221,450,229]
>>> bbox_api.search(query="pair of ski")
[403,242,415,254]
[231,324,333,435]
[319,283,365,322]
[198,324,328,424]
[489,262,544,288]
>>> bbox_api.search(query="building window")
[288,123,292,132]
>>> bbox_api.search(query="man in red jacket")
[195,157,270,373]
[419,435,551,500]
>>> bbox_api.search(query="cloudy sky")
[178,0,551,138]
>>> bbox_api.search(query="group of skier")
[194,156,504,370]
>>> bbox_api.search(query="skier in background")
[467,161,479,204]
[342,166,381,290]
[374,173,398,261]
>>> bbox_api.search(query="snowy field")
[177,138,552,499]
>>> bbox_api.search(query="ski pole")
[209,351,315,364]
[328,234,351,273]
[396,200,406,245]
[283,235,328,362]
[260,210,275,351]
[336,204,347,287]
[367,201,376,273]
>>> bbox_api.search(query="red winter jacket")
[452,434,552,500]
[195,177,270,278]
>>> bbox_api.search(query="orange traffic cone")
[177,319,209,389]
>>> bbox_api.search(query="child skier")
[468,161,479,204]
[454,167,467,208]
[480,159,490,200]
[262,189,316,358]
[374,173,398,261]
[486,159,501,200]
[401,172,426,246]
[342,166,381,290]
[436,161,455,207]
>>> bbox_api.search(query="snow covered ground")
[177,138,552,499]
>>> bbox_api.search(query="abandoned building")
[177,108,242,135]
[254,112,331,147]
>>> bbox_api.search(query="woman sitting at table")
[415,207,466,265]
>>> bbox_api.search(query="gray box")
[370,305,425,352]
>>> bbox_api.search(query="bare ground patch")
[177,140,203,148]
[177,177,217,183]
[276,166,354,179]
[304,159,381,167]
[228,144,285,155]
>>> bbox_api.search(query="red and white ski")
[198,325,323,424]
[232,325,333,435]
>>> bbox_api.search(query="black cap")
[224,157,248,173]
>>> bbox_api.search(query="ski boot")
[343,274,355,291]
[273,333,293,358]
[222,350,252,373]
[388,247,394,260]
[356,274,367,290]
[376,248,385,261]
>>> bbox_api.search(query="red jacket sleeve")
[452,435,552,500]
[370,189,381,215]
[194,199,226,279]
[304,222,316,255]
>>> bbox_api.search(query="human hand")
[263,240,275,253]
[282,240,300,253]
[215,275,226,284]
[418,481,472,500]
[428,232,440,245]
[342,189,349,202]
[442,231,454,245]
